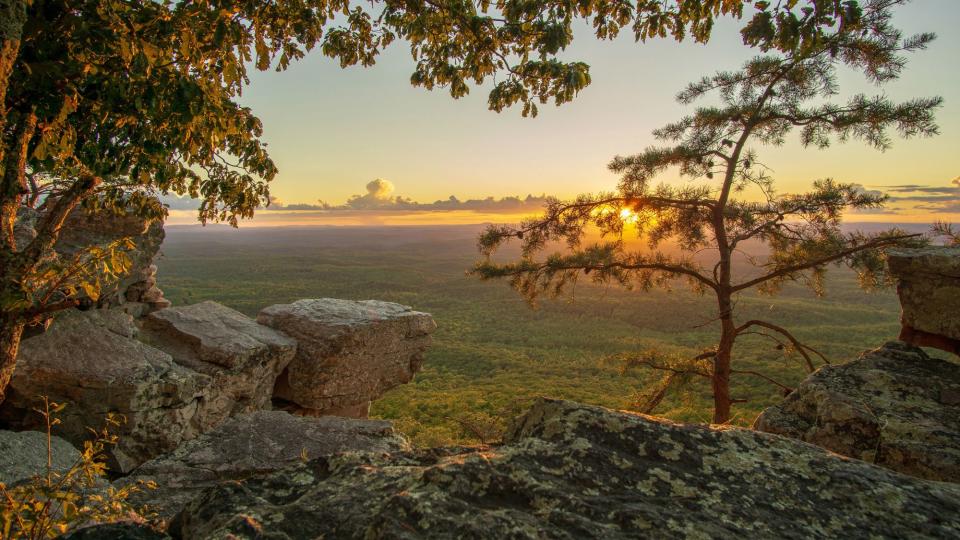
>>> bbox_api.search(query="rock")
[888,246,960,354]
[0,430,80,487]
[258,299,436,416]
[1,309,210,472]
[755,341,960,482]
[172,398,960,539]
[119,410,408,519]
[140,301,296,428]
[55,206,166,310]
[57,523,170,540]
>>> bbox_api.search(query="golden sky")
[167,1,960,226]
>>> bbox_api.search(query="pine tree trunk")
[711,315,735,424]
[0,313,23,405]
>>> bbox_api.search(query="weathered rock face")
[0,430,80,487]
[58,523,170,540]
[140,301,296,428]
[888,246,960,354]
[755,341,960,483]
[55,206,169,312]
[119,410,408,519]
[258,299,436,417]
[171,398,960,539]
[0,310,209,472]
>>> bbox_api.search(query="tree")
[0,0,880,403]
[474,0,940,423]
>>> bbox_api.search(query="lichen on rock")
[171,398,960,539]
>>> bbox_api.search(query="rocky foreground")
[162,398,959,538]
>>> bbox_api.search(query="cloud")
[273,179,552,214]
[880,179,959,213]
[159,193,200,211]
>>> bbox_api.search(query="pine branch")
[732,233,919,293]
[735,319,830,372]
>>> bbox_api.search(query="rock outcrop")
[755,341,960,482]
[119,410,409,519]
[0,310,209,472]
[0,430,80,487]
[55,205,169,313]
[258,299,436,418]
[140,301,296,428]
[888,246,960,354]
[4,298,433,472]
[171,398,960,539]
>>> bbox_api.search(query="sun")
[619,208,639,223]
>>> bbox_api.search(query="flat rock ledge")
[258,299,436,417]
[119,410,409,520]
[755,341,960,482]
[171,398,960,539]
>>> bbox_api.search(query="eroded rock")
[56,206,167,311]
[140,301,297,430]
[172,398,960,539]
[0,310,209,472]
[888,246,960,354]
[257,299,435,417]
[119,410,408,519]
[755,341,960,482]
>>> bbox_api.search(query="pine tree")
[474,0,940,423]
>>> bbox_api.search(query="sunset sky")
[168,0,959,226]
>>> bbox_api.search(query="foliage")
[473,0,939,422]
[932,221,960,246]
[0,397,155,539]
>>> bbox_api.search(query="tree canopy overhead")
[474,0,940,423]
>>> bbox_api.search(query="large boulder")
[755,341,960,482]
[119,410,408,519]
[171,398,960,539]
[140,301,296,430]
[58,523,170,540]
[0,430,80,487]
[0,310,209,472]
[257,299,436,417]
[55,205,168,312]
[887,246,960,354]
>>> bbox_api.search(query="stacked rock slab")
[887,246,960,354]
[1,303,296,472]
[140,301,297,429]
[171,398,960,539]
[0,310,209,472]
[258,299,436,418]
[119,410,409,519]
[755,341,960,482]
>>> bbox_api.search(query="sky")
[166,0,960,226]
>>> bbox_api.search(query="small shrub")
[0,397,156,539]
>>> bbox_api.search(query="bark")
[712,295,735,424]
[0,315,24,405]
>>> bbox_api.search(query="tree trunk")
[712,314,735,424]
[0,314,24,405]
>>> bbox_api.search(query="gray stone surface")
[120,410,408,519]
[0,430,80,487]
[171,398,960,539]
[888,246,960,348]
[755,341,960,482]
[258,299,436,415]
[140,301,297,428]
[55,206,167,310]
[0,310,209,472]
[58,523,170,540]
